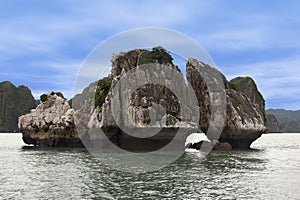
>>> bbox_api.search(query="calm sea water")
[0,133,299,199]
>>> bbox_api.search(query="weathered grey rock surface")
[18,92,83,147]
[76,49,199,150]
[186,59,267,149]
[78,48,267,150]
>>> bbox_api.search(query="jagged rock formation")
[75,48,198,150]
[22,47,267,149]
[0,81,36,132]
[229,77,265,119]
[75,48,266,150]
[18,92,83,147]
[186,59,267,149]
[266,114,281,132]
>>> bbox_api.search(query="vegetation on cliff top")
[229,77,264,104]
[94,47,176,109]
[139,46,174,66]
[40,92,65,103]
[229,76,266,120]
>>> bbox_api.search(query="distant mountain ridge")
[266,114,280,132]
[0,81,36,132]
[266,109,300,132]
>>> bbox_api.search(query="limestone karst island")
[6,47,268,151]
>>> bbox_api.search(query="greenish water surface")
[0,133,299,199]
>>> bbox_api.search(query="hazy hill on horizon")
[266,109,300,133]
[0,81,36,132]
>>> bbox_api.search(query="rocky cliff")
[0,81,36,132]
[20,47,267,149]
[186,60,267,149]
[229,77,265,119]
[74,48,198,150]
[18,92,83,147]
[74,47,266,150]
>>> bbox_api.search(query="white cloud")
[1,0,300,109]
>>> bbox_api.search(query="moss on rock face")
[228,81,238,91]
[95,77,111,108]
[229,76,265,121]
[232,94,242,105]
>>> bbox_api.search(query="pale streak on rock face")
[18,93,83,147]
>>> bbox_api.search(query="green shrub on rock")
[95,77,111,108]
[40,94,48,102]
[50,91,65,99]
[139,46,174,65]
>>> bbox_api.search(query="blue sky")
[0,0,300,110]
